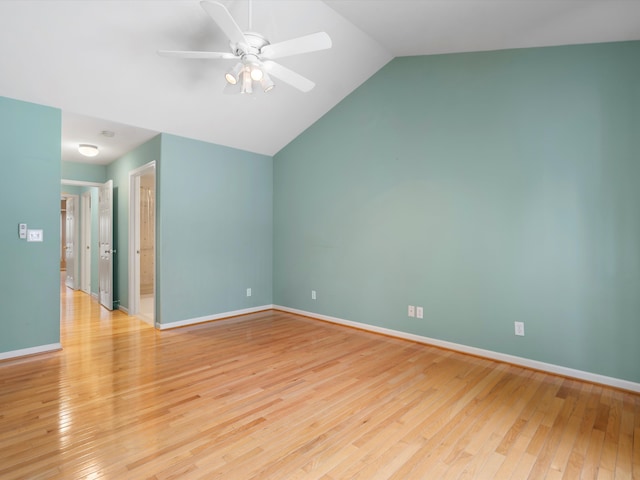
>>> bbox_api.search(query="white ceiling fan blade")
[261,32,332,60]
[200,1,247,46]
[263,61,315,93]
[158,50,237,60]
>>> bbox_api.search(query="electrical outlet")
[246,288,251,297]
[416,306,424,319]
[408,305,415,317]
[311,290,316,300]
[514,321,525,336]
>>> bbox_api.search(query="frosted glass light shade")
[78,144,99,157]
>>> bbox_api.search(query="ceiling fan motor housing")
[232,32,270,58]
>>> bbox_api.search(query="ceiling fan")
[159,0,332,94]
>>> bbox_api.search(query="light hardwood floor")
[0,283,638,479]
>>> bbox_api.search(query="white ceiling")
[61,112,158,165]
[1,1,639,164]
[327,0,640,57]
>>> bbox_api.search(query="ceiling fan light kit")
[158,1,332,95]
[225,62,243,85]
[249,64,263,82]
[241,67,253,94]
[261,73,275,93]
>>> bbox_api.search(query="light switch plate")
[27,229,43,242]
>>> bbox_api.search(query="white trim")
[128,162,157,177]
[128,161,156,321]
[0,343,62,361]
[80,190,92,294]
[128,171,139,316]
[119,305,129,314]
[157,305,274,330]
[274,305,640,393]
[61,179,104,187]
[98,180,114,310]
[61,193,80,291]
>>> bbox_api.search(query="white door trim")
[80,191,92,294]
[98,180,114,310]
[61,193,79,290]
[61,179,103,187]
[128,161,156,325]
[60,180,111,306]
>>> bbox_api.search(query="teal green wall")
[158,134,272,325]
[62,161,107,183]
[273,41,640,383]
[106,135,161,310]
[0,97,61,352]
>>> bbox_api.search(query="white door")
[81,191,92,294]
[65,196,76,289]
[99,180,114,310]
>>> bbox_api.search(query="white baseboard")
[118,305,129,314]
[274,305,640,393]
[0,343,62,361]
[157,305,274,330]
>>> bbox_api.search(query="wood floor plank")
[547,381,590,477]
[0,280,638,479]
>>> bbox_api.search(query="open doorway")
[61,180,112,310]
[129,161,156,325]
[61,193,79,290]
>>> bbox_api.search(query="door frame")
[80,190,92,294]
[61,180,104,298]
[98,180,114,311]
[61,193,79,290]
[128,161,156,325]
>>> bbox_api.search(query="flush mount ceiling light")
[78,144,99,157]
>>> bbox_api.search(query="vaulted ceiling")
[1,1,639,164]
